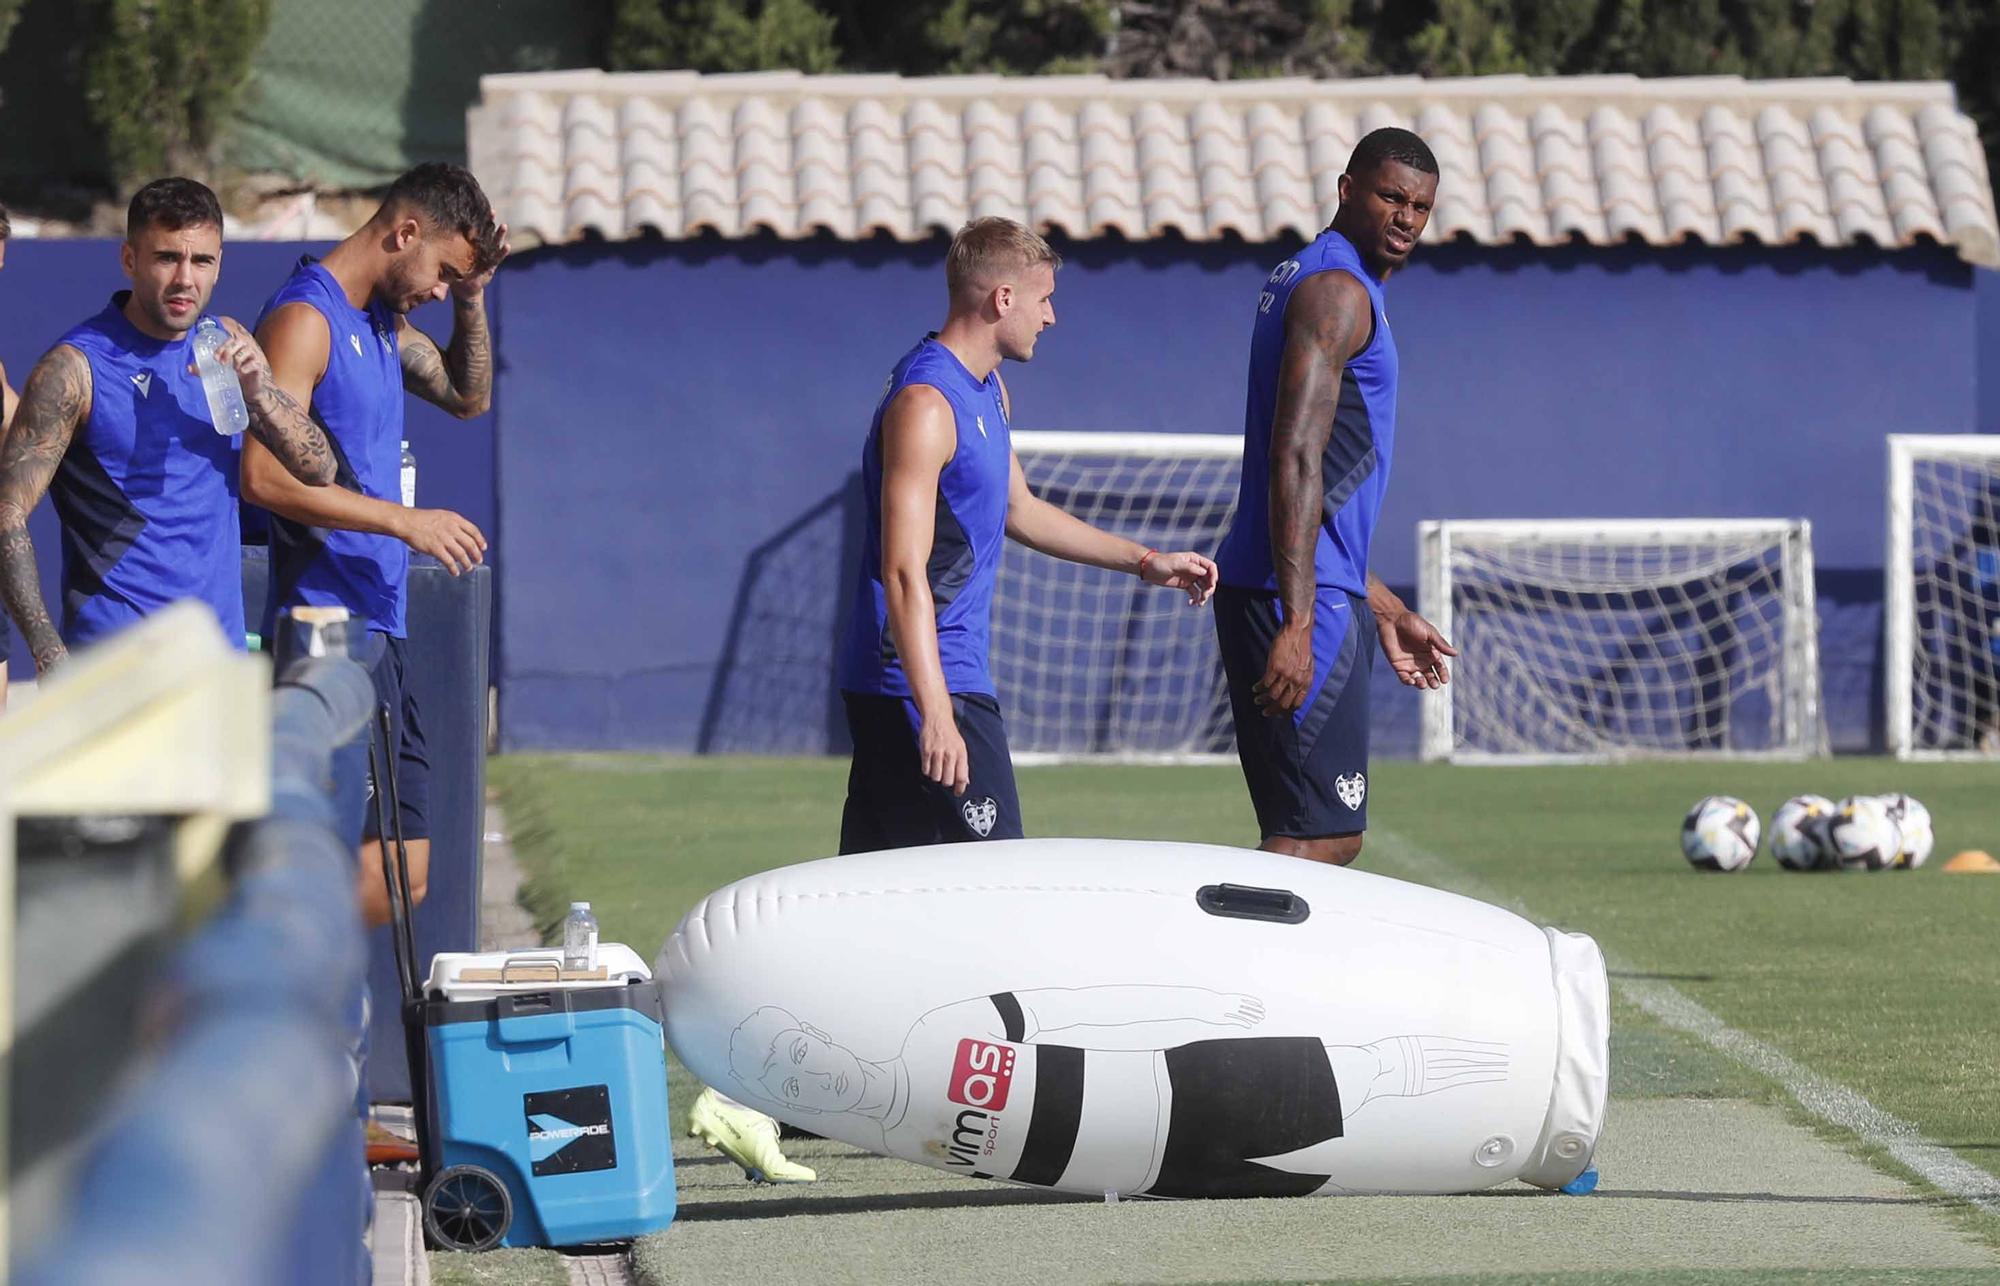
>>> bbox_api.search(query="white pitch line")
[1369,826,2000,1215]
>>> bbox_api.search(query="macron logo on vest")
[129,372,151,398]
[349,333,363,357]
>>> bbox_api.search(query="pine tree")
[608,0,840,73]
[84,0,274,188]
[1102,0,1373,80]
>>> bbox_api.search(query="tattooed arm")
[398,221,507,419]
[0,345,91,672]
[1,358,18,430]
[246,303,487,575]
[205,316,335,485]
[1250,270,1372,717]
[397,308,488,418]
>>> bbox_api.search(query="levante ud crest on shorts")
[1336,773,1366,811]
[962,797,998,837]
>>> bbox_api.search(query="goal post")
[996,431,1241,763]
[1885,434,2000,760]
[1417,518,1823,764]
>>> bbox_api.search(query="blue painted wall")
[492,234,1984,754]
[1981,267,2000,434]
[6,236,1991,755]
[0,239,496,667]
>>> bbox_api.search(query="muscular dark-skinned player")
[1213,129,1458,866]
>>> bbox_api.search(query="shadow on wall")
[697,473,866,754]
[1415,238,1970,287]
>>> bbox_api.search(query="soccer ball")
[1876,793,1934,869]
[1681,796,1759,872]
[1768,794,1836,871]
[1824,795,1902,871]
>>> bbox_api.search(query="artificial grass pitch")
[489,754,2000,1198]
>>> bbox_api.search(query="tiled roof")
[468,69,2000,266]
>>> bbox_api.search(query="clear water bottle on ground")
[400,439,417,507]
[562,901,598,972]
[191,317,249,435]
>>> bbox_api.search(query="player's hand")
[918,706,970,796]
[1253,619,1313,715]
[1204,992,1266,1028]
[452,222,510,302]
[396,507,487,575]
[1140,549,1218,606]
[1378,609,1456,689]
[194,317,276,404]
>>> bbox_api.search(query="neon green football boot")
[688,1086,816,1183]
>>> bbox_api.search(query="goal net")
[1886,435,2000,760]
[994,432,1240,762]
[1417,519,1823,763]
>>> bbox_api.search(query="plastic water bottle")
[562,901,598,972]
[190,317,249,435]
[400,439,417,507]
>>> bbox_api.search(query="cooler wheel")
[423,1164,513,1252]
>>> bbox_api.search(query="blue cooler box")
[420,946,677,1249]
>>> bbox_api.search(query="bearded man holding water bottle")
[0,177,335,675]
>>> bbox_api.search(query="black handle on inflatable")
[1196,883,1310,925]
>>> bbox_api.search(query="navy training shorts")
[363,635,431,843]
[839,690,1024,854]
[1214,586,1372,840]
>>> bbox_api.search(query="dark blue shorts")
[1214,586,1372,840]
[839,690,1024,854]
[363,635,430,843]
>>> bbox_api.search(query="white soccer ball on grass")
[1876,793,1934,869]
[1825,795,1902,872]
[1768,794,1835,871]
[1681,796,1759,872]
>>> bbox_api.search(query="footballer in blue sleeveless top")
[1213,129,1458,865]
[244,163,504,927]
[0,179,334,679]
[836,218,1220,855]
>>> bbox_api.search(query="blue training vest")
[1215,228,1399,598]
[52,293,245,649]
[254,257,408,637]
[837,335,1012,698]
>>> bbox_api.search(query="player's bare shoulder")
[11,344,93,440]
[256,300,333,385]
[880,383,957,464]
[1282,270,1373,363]
[884,381,953,421]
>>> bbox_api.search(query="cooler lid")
[425,944,651,1000]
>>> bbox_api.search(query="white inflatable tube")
[658,839,1607,1198]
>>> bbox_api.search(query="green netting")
[227,0,605,189]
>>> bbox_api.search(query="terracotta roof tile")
[469,70,2000,265]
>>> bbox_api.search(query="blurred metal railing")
[6,605,380,1284]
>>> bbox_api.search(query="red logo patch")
[947,1039,1016,1112]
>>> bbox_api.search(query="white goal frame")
[1885,434,2000,761]
[1417,518,1823,765]
[1003,431,1241,766]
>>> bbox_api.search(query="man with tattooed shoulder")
[0,178,335,683]
[242,162,506,926]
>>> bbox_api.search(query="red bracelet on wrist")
[1137,548,1161,577]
